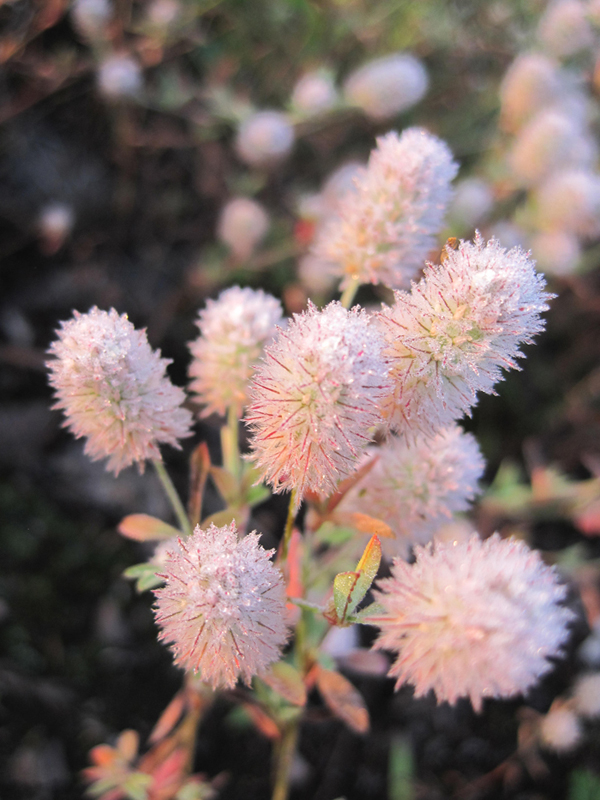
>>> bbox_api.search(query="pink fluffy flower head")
[188,286,283,417]
[377,234,552,433]
[47,307,192,474]
[340,425,484,556]
[371,533,574,711]
[312,128,458,291]
[246,301,391,509]
[153,522,289,690]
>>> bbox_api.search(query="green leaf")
[245,484,270,507]
[122,772,153,800]
[348,602,386,625]
[314,521,355,546]
[389,736,414,800]
[118,514,180,542]
[331,536,382,624]
[123,563,164,592]
[210,466,239,505]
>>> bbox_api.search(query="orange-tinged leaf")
[118,514,180,542]
[89,744,118,767]
[316,666,369,734]
[242,703,280,740]
[259,662,307,707]
[200,507,249,531]
[116,730,139,762]
[332,536,382,624]
[575,500,600,536]
[334,511,394,538]
[149,691,186,745]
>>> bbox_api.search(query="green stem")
[279,489,297,562]
[220,405,241,480]
[271,721,299,800]
[340,277,360,309]
[152,459,192,537]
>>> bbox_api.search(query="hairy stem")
[340,277,360,309]
[271,720,299,800]
[152,459,192,537]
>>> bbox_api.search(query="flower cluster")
[188,286,283,417]
[312,128,457,291]
[47,307,192,474]
[339,425,484,555]
[246,301,391,507]
[372,533,574,711]
[377,234,551,432]
[153,522,289,690]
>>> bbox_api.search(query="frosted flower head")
[216,197,270,260]
[235,111,295,167]
[246,301,391,508]
[188,287,283,417]
[97,54,143,100]
[312,128,458,291]
[47,307,193,474]
[509,108,595,187]
[343,53,428,121]
[340,425,484,556]
[500,53,561,132]
[377,234,551,433]
[537,0,593,58]
[291,70,338,116]
[153,522,289,689]
[539,706,582,752]
[372,533,575,711]
[533,168,600,238]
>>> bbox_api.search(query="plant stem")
[279,489,297,562]
[152,459,192,537]
[340,277,360,309]
[271,721,299,800]
[221,405,241,480]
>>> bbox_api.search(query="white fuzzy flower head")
[500,53,561,132]
[539,706,582,752]
[188,286,283,417]
[246,301,391,509]
[372,533,575,712]
[343,53,428,121]
[153,522,289,690]
[537,0,593,58]
[509,108,595,187]
[533,168,600,238]
[340,425,484,556]
[97,54,143,100]
[572,672,600,718]
[47,307,193,474]
[312,128,458,291]
[235,111,295,167]
[217,197,270,261]
[377,234,551,433]
[291,70,338,116]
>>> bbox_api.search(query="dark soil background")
[2,2,600,799]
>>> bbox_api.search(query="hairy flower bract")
[153,522,289,690]
[372,533,574,711]
[47,307,192,474]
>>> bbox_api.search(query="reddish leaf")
[188,441,211,527]
[148,691,186,745]
[259,662,307,707]
[575,500,600,536]
[242,703,280,740]
[334,511,394,539]
[316,666,369,734]
[116,730,139,763]
[118,514,180,542]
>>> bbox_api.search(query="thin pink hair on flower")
[371,533,574,712]
[46,307,193,474]
[245,301,391,509]
[153,522,289,690]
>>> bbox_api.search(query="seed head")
[47,307,192,474]
[246,301,390,508]
[235,111,295,167]
[188,287,283,417]
[372,533,574,711]
[312,128,457,290]
[153,522,289,689]
[343,53,429,121]
[377,234,551,433]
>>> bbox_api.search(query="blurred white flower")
[188,286,283,417]
[537,0,593,58]
[235,111,295,166]
[343,53,429,120]
[97,54,143,100]
[530,231,581,276]
[572,672,600,718]
[450,177,494,228]
[71,0,112,39]
[291,70,338,116]
[500,52,561,132]
[217,197,270,260]
[540,705,582,752]
[533,168,600,237]
[372,533,574,711]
